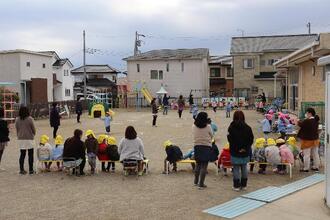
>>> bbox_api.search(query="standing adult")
[189,94,194,113]
[261,92,266,104]
[63,129,86,175]
[50,102,60,139]
[162,94,170,115]
[192,112,213,189]
[75,97,83,123]
[151,98,158,127]
[177,95,185,119]
[15,106,36,175]
[227,110,254,191]
[0,107,10,170]
[297,107,320,172]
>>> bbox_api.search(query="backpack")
[210,143,219,162]
[106,145,120,161]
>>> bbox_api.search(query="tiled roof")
[230,34,318,54]
[123,48,209,61]
[71,65,119,74]
[209,55,232,64]
[87,78,116,87]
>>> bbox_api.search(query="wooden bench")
[248,161,293,178]
[37,160,63,173]
[165,159,196,174]
[99,159,150,174]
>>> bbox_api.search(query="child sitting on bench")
[52,135,64,171]
[251,138,267,174]
[277,138,294,174]
[162,140,183,174]
[85,130,98,174]
[287,137,300,159]
[37,135,52,171]
[218,143,231,176]
[97,134,110,172]
[106,136,119,172]
[265,138,281,173]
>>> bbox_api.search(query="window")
[42,63,46,68]
[251,86,258,93]
[112,75,116,82]
[64,70,69,76]
[137,64,140,72]
[268,59,279,66]
[210,68,220,77]
[260,60,266,66]
[243,59,253,69]
[150,70,158,79]
[65,89,71,97]
[166,63,169,72]
[181,62,184,72]
[150,70,163,80]
[227,67,233,77]
[26,62,30,67]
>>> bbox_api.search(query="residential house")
[230,34,318,101]
[123,48,209,98]
[274,33,330,118]
[209,55,233,97]
[41,51,74,101]
[0,49,54,104]
[71,65,119,99]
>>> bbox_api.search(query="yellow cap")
[107,136,117,145]
[287,137,296,146]
[224,142,230,150]
[40,135,49,145]
[55,135,64,145]
[163,140,172,148]
[276,138,286,144]
[255,138,266,148]
[108,109,115,117]
[97,134,108,144]
[212,138,215,144]
[267,138,276,146]
[85,130,96,138]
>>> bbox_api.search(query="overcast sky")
[1,0,330,71]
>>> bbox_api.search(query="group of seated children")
[162,139,219,174]
[37,135,64,172]
[251,137,297,175]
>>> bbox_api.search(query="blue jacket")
[260,119,271,132]
[103,116,111,127]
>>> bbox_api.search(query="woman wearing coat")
[50,102,61,138]
[227,110,254,191]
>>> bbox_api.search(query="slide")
[141,88,153,104]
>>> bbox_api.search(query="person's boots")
[241,178,248,190]
[233,179,241,191]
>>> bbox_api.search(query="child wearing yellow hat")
[85,130,98,174]
[106,136,119,172]
[251,138,267,174]
[162,140,183,174]
[52,135,64,171]
[287,137,300,159]
[265,138,281,173]
[37,135,52,171]
[97,134,110,172]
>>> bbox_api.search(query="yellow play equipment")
[89,103,106,118]
[141,87,153,104]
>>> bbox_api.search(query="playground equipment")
[141,87,153,103]
[0,82,17,123]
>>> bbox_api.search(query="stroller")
[63,157,82,175]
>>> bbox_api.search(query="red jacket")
[218,148,232,167]
[97,143,109,160]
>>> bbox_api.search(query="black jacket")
[227,122,254,158]
[297,118,319,140]
[0,119,10,142]
[50,107,60,127]
[75,101,83,114]
[152,103,158,114]
[63,137,86,160]
[165,145,183,163]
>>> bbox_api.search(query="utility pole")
[237,29,245,37]
[83,30,87,99]
[134,31,145,56]
[307,22,311,34]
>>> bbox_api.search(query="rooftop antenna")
[237,29,245,37]
[134,31,145,56]
[306,22,311,34]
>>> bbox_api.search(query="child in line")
[85,130,98,174]
[276,138,294,174]
[37,135,52,172]
[52,135,64,171]
[162,140,183,174]
[277,113,289,139]
[287,137,300,160]
[226,102,232,118]
[218,143,231,176]
[251,138,267,174]
[97,134,110,172]
[192,104,199,120]
[259,115,271,139]
[106,136,119,172]
[265,138,281,173]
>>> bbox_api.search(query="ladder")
[1,87,16,123]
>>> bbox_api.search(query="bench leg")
[289,164,292,179]
[166,161,170,175]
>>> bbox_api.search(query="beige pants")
[302,146,320,170]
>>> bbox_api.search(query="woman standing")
[193,112,213,189]
[151,98,158,127]
[118,126,145,176]
[297,107,320,172]
[162,94,170,115]
[227,110,254,191]
[75,97,83,123]
[177,95,185,119]
[0,107,10,171]
[15,106,36,174]
[50,102,61,138]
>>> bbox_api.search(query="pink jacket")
[279,145,294,164]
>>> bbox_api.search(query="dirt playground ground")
[0,109,316,220]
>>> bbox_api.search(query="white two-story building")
[123,48,209,98]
